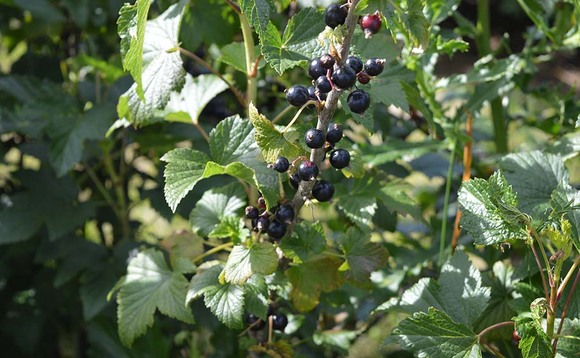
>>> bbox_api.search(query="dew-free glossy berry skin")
[272,313,289,331]
[319,53,335,69]
[245,206,259,219]
[364,58,385,76]
[275,204,295,223]
[308,85,326,102]
[315,76,332,93]
[305,128,325,149]
[347,89,370,114]
[326,123,343,144]
[329,148,351,169]
[357,71,371,84]
[360,13,382,38]
[309,58,327,80]
[272,156,290,173]
[247,314,265,331]
[253,216,270,231]
[331,66,356,89]
[268,220,287,239]
[345,56,363,73]
[290,172,301,189]
[298,160,319,181]
[324,4,348,29]
[286,85,310,107]
[312,180,335,202]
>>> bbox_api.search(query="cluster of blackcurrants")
[245,198,295,241]
[247,308,288,332]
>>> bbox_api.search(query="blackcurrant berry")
[345,56,363,73]
[324,3,348,29]
[319,53,335,69]
[364,58,385,76]
[272,156,290,173]
[312,180,335,202]
[309,58,327,80]
[286,85,309,107]
[347,89,370,114]
[253,216,270,232]
[268,220,288,239]
[245,206,259,219]
[326,123,343,144]
[247,314,265,331]
[290,172,301,189]
[360,12,382,38]
[298,160,319,181]
[329,148,351,169]
[331,66,356,89]
[315,76,332,93]
[357,71,371,84]
[272,313,289,331]
[275,203,295,223]
[308,85,326,102]
[304,128,325,149]
[257,196,266,208]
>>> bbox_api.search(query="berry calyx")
[364,57,385,76]
[268,220,288,239]
[315,76,332,93]
[298,160,319,181]
[331,66,356,89]
[305,128,325,149]
[272,156,290,173]
[253,216,270,232]
[319,53,335,69]
[345,56,363,74]
[347,89,370,114]
[312,180,335,202]
[286,85,309,107]
[329,148,351,169]
[275,203,295,223]
[245,206,259,219]
[360,12,382,38]
[324,3,348,29]
[272,313,289,331]
[326,123,343,144]
[308,58,327,80]
[257,196,266,208]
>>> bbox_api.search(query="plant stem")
[239,12,257,109]
[193,121,210,142]
[530,240,550,300]
[477,321,514,339]
[103,149,130,240]
[438,140,457,265]
[272,104,294,124]
[192,242,234,263]
[557,256,580,300]
[553,265,580,353]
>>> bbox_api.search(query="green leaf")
[458,171,530,246]
[208,216,250,244]
[243,274,270,319]
[516,0,554,43]
[550,184,580,253]
[338,227,388,284]
[336,178,379,227]
[280,221,327,264]
[367,79,409,112]
[513,315,553,358]
[189,183,246,236]
[163,74,229,124]
[260,8,325,74]
[340,95,375,132]
[378,179,423,220]
[204,282,245,329]
[499,151,569,219]
[406,0,431,47]
[210,114,258,164]
[240,0,273,34]
[220,43,263,73]
[385,307,481,358]
[117,249,194,346]
[223,243,278,284]
[426,0,461,24]
[117,0,188,126]
[313,330,358,355]
[248,103,305,163]
[117,0,153,99]
[556,318,580,357]
[360,139,443,166]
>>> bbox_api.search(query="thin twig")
[271,104,295,124]
[193,122,210,142]
[556,255,580,300]
[553,264,580,353]
[477,321,514,339]
[192,242,234,263]
[530,241,550,300]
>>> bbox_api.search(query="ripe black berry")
[305,128,325,149]
[308,85,326,102]
[275,203,295,223]
[360,12,382,38]
[309,58,327,80]
[357,71,371,84]
[312,180,335,202]
[247,314,265,331]
[324,4,348,29]
[329,148,351,169]
[331,66,356,89]
[347,89,370,114]
[364,58,385,76]
[245,206,259,219]
[286,85,309,107]
[272,313,289,331]
[272,156,290,173]
[326,123,343,144]
[268,220,288,239]
[315,76,332,93]
[298,160,319,181]
[319,53,335,69]
[345,56,363,73]
[290,172,301,189]
[253,216,270,232]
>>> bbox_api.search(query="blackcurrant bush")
[324,3,348,29]
[331,66,356,89]
[326,123,343,144]
[253,216,270,232]
[298,160,319,181]
[345,56,363,73]
[315,76,332,93]
[360,12,382,38]
[319,53,335,69]
[275,203,295,223]
[245,206,259,219]
[347,89,370,114]
[357,71,371,84]
[329,148,351,169]
[305,128,325,149]
[364,57,385,76]
[309,58,327,80]
[268,220,288,239]
[272,313,289,331]
[286,85,309,107]
[247,314,265,331]
[290,172,301,189]
[272,156,290,173]
[312,180,335,202]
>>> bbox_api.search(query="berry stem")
[290,0,361,211]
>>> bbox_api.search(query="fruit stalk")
[291,0,360,211]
